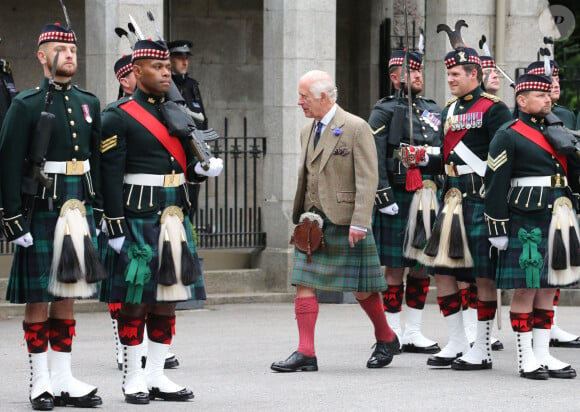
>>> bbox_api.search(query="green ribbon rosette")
[124,243,152,303]
[518,228,542,288]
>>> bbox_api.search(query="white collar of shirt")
[317,104,337,135]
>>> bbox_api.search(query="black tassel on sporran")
[180,232,199,286]
[158,229,178,286]
[57,224,83,283]
[84,233,109,283]
[552,220,568,270]
[569,220,580,267]
[448,207,465,259]
[411,201,427,249]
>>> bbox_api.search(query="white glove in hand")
[489,236,509,251]
[379,203,399,215]
[194,157,224,177]
[12,233,33,248]
[418,153,429,167]
[108,236,126,254]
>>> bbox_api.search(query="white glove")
[379,203,399,215]
[489,236,509,251]
[418,153,429,167]
[12,233,34,248]
[108,236,126,254]
[195,157,224,177]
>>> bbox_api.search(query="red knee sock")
[147,313,176,345]
[382,284,403,313]
[118,314,146,346]
[477,300,497,321]
[358,293,395,342]
[405,277,430,310]
[48,318,75,353]
[109,303,122,320]
[533,308,554,330]
[295,296,318,357]
[510,312,533,332]
[23,321,49,354]
[437,292,462,317]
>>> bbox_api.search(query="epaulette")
[417,95,437,104]
[444,97,458,107]
[481,92,501,103]
[498,119,517,132]
[103,96,130,112]
[72,84,98,98]
[377,95,396,104]
[17,87,43,100]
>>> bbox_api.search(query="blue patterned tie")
[313,121,323,148]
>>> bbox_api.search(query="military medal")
[82,104,93,123]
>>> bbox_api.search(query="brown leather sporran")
[290,214,325,263]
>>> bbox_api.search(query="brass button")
[72,132,77,138]
[423,134,428,138]
[421,126,426,131]
[74,145,79,151]
[170,156,175,161]
[65,96,69,101]
[69,120,75,126]
[67,108,72,114]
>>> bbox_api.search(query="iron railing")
[194,117,267,249]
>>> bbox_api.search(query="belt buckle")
[66,159,84,175]
[551,174,564,188]
[445,164,458,177]
[163,173,179,187]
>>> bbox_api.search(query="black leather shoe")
[427,352,463,367]
[520,367,549,380]
[124,391,150,405]
[149,387,194,401]
[402,342,441,354]
[164,354,180,369]
[366,336,399,369]
[547,366,577,379]
[271,351,318,372]
[550,337,580,348]
[53,389,102,408]
[491,340,504,351]
[30,392,54,411]
[451,358,492,370]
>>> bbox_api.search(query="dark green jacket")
[552,103,576,130]
[484,112,579,237]
[100,88,205,238]
[0,78,101,239]
[423,86,512,176]
[368,93,441,207]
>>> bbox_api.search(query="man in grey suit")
[271,70,399,372]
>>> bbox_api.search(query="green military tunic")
[422,86,512,280]
[368,94,441,267]
[99,88,206,304]
[552,103,576,130]
[0,78,101,303]
[485,112,580,289]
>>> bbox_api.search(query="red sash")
[120,100,187,173]
[510,119,568,175]
[443,98,494,161]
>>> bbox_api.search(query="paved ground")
[1,302,580,412]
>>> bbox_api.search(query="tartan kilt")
[6,176,98,303]
[426,177,490,282]
[372,188,416,268]
[99,185,206,304]
[496,189,578,289]
[292,219,385,292]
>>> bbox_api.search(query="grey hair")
[301,70,338,103]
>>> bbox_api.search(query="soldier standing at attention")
[485,73,580,379]
[99,39,222,404]
[526,59,580,349]
[368,50,441,354]
[0,23,103,410]
[401,21,512,371]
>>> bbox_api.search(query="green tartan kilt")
[99,185,205,304]
[496,189,574,289]
[6,176,97,303]
[426,176,490,282]
[373,187,424,268]
[292,220,385,292]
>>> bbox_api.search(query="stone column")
[84,0,163,106]
[260,0,337,291]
